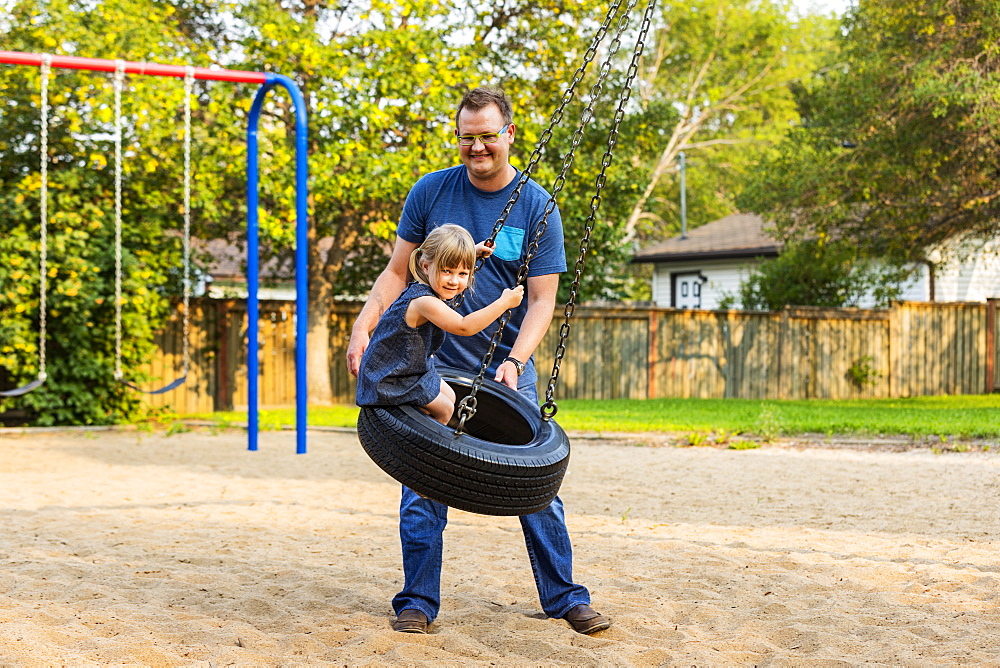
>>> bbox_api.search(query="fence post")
[647,310,658,399]
[987,298,997,394]
[776,306,788,399]
[215,300,232,411]
[888,302,899,398]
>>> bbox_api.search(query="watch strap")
[503,356,525,376]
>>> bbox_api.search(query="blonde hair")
[409,224,478,290]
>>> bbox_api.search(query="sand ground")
[1,426,998,666]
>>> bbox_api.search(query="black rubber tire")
[357,366,570,516]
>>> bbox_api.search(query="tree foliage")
[1,0,846,421]
[623,0,838,248]
[0,0,244,424]
[739,0,1000,260]
[470,0,837,303]
[495,0,672,302]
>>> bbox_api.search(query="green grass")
[182,394,1000,440]
[554,395,1000,439]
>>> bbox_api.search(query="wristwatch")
[503,356,525,376]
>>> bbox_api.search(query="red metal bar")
[0,50,268,84]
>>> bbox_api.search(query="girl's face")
[424,259,471,300]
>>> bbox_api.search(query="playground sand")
[1,427,998,665]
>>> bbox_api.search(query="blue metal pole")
[246,87,265,451]
[246,74,309,454]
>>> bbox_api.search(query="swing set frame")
[0,50,310,455]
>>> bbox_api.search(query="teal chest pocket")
[493,226,525,262]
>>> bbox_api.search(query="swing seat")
[0,374,46,397]
[119,375,187,395]
[357,366,570,516]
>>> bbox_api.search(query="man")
[346,86,609,636]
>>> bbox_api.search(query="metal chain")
[113,61,125,380]
[541,0,658,419]
[475,0,627,263]
[37,55,50,382]
[454,0,627,434]
[182,67,193,375]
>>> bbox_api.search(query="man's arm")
[494,273,559,390]
[346,237,420,377]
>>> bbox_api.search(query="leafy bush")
[724,238,912,310]
[846,355,880,389]
[0,169,172,425]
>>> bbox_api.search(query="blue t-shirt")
[396,165,567,385]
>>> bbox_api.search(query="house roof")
[632,213,783,263]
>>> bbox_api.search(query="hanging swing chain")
[182,67,193,375]
[542,0,657,419]
[113,61,125,380]
[475,0,626,265]
[456,0,626,311]
[453,0,628,434]
[37,55,51,382]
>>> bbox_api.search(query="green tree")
[232,0,654,399]
[229,0,481,403]
[470,0,670,303]
[740,0,1000,260]
[3,0,840,417]
[0,0,242,423]
[3,0,656,413]
[623,0,838,251]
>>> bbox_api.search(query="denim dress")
[357,282,447,408]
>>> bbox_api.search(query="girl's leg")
[421,380,456,424]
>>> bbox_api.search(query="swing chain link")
[476,0,627,267]
[182,67,194,375]
[108,62,192,390]
[113,60,125,381]
[453,0,626,435]
[541,0,657,419]
[37,55,51,382]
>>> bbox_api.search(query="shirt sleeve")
[397,177,429,244]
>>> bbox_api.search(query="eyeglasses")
[455,124,510,146]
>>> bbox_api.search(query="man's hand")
[494,360,519,390]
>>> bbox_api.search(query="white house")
[632,213,1000,309]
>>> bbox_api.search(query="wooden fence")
[143,300,297,413]
[144,298,1000,411]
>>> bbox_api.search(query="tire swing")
[359,366,571,516]
[357,0,656,516]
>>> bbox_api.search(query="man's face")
[456,103,514,189]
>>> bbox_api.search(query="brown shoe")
[563,604,611,635]
[392,609,428,634]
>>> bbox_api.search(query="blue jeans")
[391,378,591,622]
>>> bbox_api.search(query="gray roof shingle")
[632,213,783,263]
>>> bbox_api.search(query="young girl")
[356,224,524,424]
